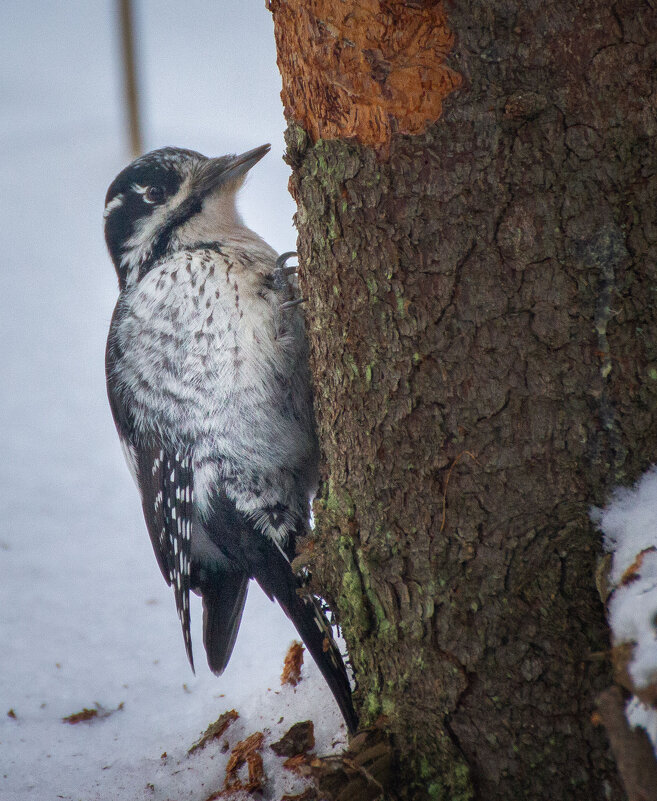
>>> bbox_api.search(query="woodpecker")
[104,145,357,733]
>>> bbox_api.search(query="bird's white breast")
[112,246,314,525]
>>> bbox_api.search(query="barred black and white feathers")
[138,447,194,668]
[104,146,357,733]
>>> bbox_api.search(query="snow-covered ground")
[0,3,346,799]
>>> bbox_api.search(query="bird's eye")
[144,185,165,204]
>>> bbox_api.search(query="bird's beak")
[195,144,271,194]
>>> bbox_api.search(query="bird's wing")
[106,337,195,669]
[135,445,195,670]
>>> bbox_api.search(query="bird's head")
[103,144,270,289]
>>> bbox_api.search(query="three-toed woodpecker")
[104,145,357,733]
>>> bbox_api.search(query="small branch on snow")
[596,686,657,801]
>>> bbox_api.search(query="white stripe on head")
[104,193,125,219]
[132,183,157,204]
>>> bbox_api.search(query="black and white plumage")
[104,145,357,733]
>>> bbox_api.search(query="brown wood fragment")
[271,720,315,756]
[281,641,304,686]
[620,547,657,586]
[62,702,124,724]
[596,552,614,605]
[283,753,315,777]
[223,731,265,794]
[310,728,392,801]
[611,642,637,694]
[7,709,16,719]
[188,709,239,754]
[62,708,98,724]
[281,788,318,801]
[611,643,657,707]
[596,686,657,801]
[267,0,461,149]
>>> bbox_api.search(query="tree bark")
[268,1,657,798]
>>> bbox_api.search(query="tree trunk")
[268,1,657,798]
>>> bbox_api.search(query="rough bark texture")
[270,1,657,799]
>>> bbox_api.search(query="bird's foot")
[273,251,298,288]
[281,298,304,311]
[274,251,305,310]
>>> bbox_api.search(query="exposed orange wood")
[268,0,461,149]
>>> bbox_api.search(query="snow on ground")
[594,468,657,752]
[0,2,346,798]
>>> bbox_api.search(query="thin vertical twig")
[118,0,142,156]
[596,687,657,801]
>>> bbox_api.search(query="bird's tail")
[267,571,358,734]
[296,592,358,734]
[201,572,250,675]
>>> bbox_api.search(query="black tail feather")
[201,572,249,675]
[288,591,359,735]
[253,549,358,734]
[201,488,358,732]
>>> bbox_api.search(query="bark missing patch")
[268,0,461,150]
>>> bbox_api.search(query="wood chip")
[281,641,304,687]
[310,728,392,801]
[62,708,98,724]
[271,720,315,756]
[62,702,124,724]
[283,753,315,778]
[620,546,657,586]
[281,788,317,801]
[188,709,239,754]
[224,731,265,793]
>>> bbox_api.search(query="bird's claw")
[275,252,304,310]
[274,251,298,288]
[275,251,298,271]
[281,297,305,311]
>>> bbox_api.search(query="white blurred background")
[0,3,344,799]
